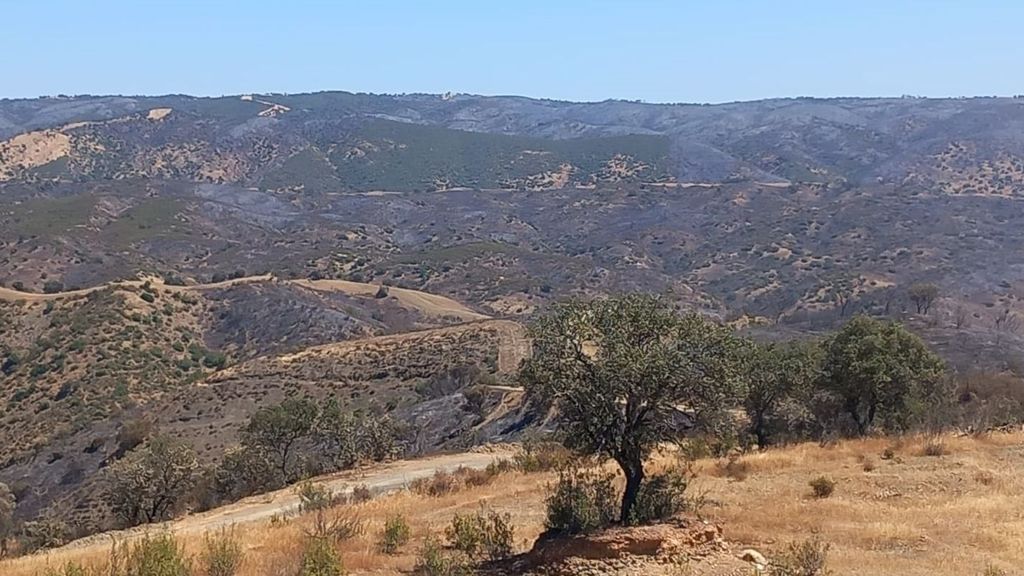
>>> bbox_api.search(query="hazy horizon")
[5,0,1023,103]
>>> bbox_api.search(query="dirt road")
[0,275,489,324]
[58,449,511,551]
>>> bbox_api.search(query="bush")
[774,537,832,576]
[411,470,456,497]
[306,509,364,543]
[125,533,191,576]
[349,484,372,503]
[42,280,64,294]
[140,292,156,304]
[299,537,344,576]
[378,514,411,554]
[809,476,835,499]
[630,468,689,524]
[200,528,243,576]
[19,517,68,552]
[296,481,334,513]
[457,466,497,488]
[485,458,515,477]
[414,537,470,576]
[514,440,572,473]
[544,467,618,536]
[921,439,947,457]
[445,509,515,561]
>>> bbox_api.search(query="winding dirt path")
[0,275,488,322]
[56,448,513,552]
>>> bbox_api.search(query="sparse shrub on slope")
[809,476,836,499]
[774,537,832,576]
[200,528,243,576]
[544,466,618,536]
[629,467,689,525]
[411,470,457,497]
[414,537,470,576]
[296,481,335,513]
[124,533,192,576]
[513,438,572,473]
[377,514,411,554]
[299,536,344,576]
[445,508,515,561]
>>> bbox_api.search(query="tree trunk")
[616,457,645,526]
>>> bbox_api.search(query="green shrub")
[413,537,470,576]
[809,476,835,499]
[201,351,227,370]
[377,514,411,554]
[544,467,618,535]
[140,292,156,304]
[296,481,334,513]
[773,537,832,576]
[125,533,191,576]
[299,537,344,576]
[200,528,243,576]
[445,509,515,561]
[630,468,689,524]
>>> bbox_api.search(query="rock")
[739,548,768,567]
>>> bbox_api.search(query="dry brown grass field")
[4,432,1021,575]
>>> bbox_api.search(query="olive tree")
[240,397,318,482]
[742,340,822,447]
[820,315,945,435]
[104,436,199,526]
[520,295,740,525]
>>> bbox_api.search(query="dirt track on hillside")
[0,275,489,324]
[57,448,512,552]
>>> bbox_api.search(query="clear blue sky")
[3,0,1021,103]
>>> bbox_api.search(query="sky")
[2,0,1021,103]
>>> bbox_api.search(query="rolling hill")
[3,90,1024,537]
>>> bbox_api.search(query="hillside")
[3,91,1024,541]
[5,432,1022,576]
[0,276,530,533]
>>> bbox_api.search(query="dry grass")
[4,432,1022,575]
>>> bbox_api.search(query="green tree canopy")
[240,397,319,482]
[520,294,741,524]
[741,339,822,447]
[104,436,199,527]
[820,315,945,435]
